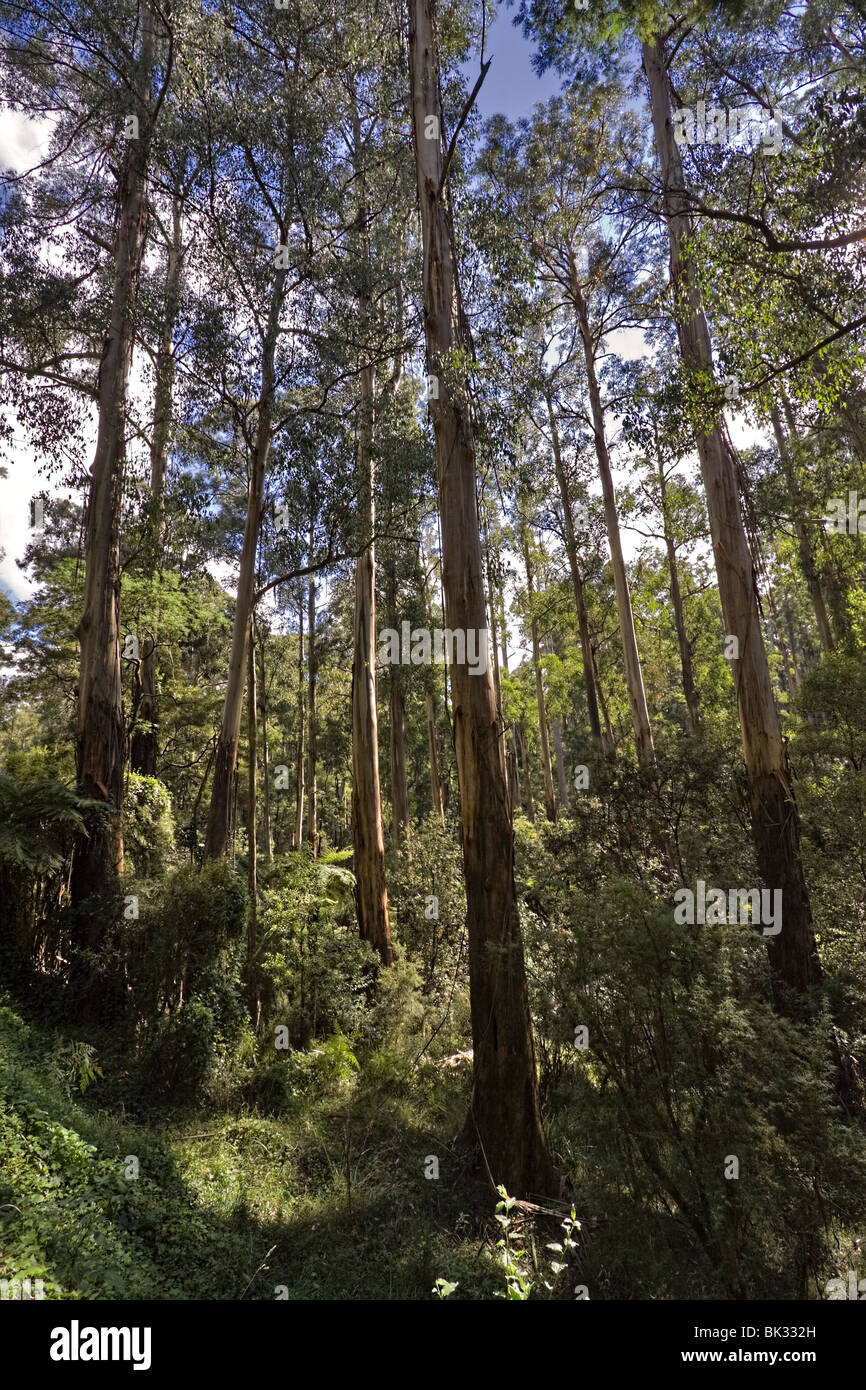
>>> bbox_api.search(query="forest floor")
[0,996,516,1301]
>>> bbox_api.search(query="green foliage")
[0,772,106,984]
[47,1041,104,1097]
[0,997,496,1301]
[432,1276,458,1299]
[2,0,866,1310]
[257,853,379,1048]
[494,1187,534,1300]
[123,774,176,878]
[0,773,105,877]
[388,814,467,1011]
[255,1033,361,1113]
[125,861,248,1099]
[518,853,866,1298]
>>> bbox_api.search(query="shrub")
[519,864,866,1299]
[387,814,466,1013]
[125,861,248,1099]
[0,772,106,987]
[123,774,176,878]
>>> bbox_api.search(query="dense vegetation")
[1,0,865,1301]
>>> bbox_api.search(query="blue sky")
[0,11,564,603]
[469,6,563,122]
[0,9,760,606]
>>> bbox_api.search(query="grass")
[0,996,503,1300]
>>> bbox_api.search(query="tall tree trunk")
[552,714,569,812]
[72,7,158,924]
[522,529,557,822]
[350,93,392,962]
[306,543,318,856]
[783,607,803,697]
[571,281,655,765]
[483,515,516,812]
[658,459,701,731]
[484,514,508,787]
[498,605,523,813]
[205,256,288,859]
[351,372,391,955]
[765,577,799,699]
[389,668,410,840]
[425,693,446,824]
[259,627,273,861]
[295,585,305,852]
[643,38,821,1011]
[770,404,834,654]
[130,188,184,776]
[420,545,446,824]
[385,570,411,841]
[547,391,604,747]
[246,622,258,1016]
[593,644,615,748]
[518,721,536,824]
[409,0,557,1194]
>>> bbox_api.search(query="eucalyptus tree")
[530,346,611,751]
[320,0,420,960]
[768,401,835,654]
[190,0,335,861]
[408,0,557,1193]
[477,86,658,764]
[513,482,557,820]
[519,0,827,1013]
[0,0,180,987]
[618,359,708,732]
[129,139,201,775]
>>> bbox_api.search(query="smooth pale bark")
[425,693,446,825]
[643,38,821,1010]
[518,721,536,824]
[72,9,157,920]
[552,714,570,813]
[483,517,509,791]
[294,586,305,852]
[498,606,523,813]
[547,393,604,748]
[771,404,834,654]
[389,668,410,839]
[765,577,800,698]
[593,645,615,747]
[420,547,447,824]
[784,610,803,696]
[130,190,184,777]
[409,0,557,1194]
[657,461,701,731]
[351,363,392,958]
[571,281,655,765]
[522,530,557,822]
[259,630,273,861]
[350,86,392,961]
[205,259,288,859]
[306,553,318,855]
[508,727,522,812]
[385,571,410,841]
[246,623,258,1015]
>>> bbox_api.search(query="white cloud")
[0,111,54,174]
